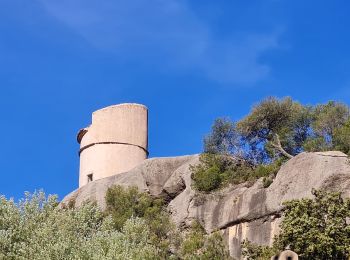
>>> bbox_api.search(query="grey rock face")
[62,155,199,209]
[62,151,350,259]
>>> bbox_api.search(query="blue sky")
[1,0,350,200]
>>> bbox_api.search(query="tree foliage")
[194,97,350,192]
[105,185,178,258]
[0,191,160,260]
[333,119,350,154]
[205,97,350,162]
[304,101,350,151]
[237,97,313,160]
[0,189,232,259]
[241,240,277,260]
[191,153,282,192]
[274,189,350,260]
[105,185,163,230]
[204,118,241,155]
[179,221,231,260]
[242,189,350,260]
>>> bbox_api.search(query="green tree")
[242,190,350,260]
[303,101,350,151]
[333,119,350,155]
[237,97,313,161]
[204,98,350,163]
[193,97,350,193]
[312,101,349,142]
[204,118,241,156]
[0,191,160,260]
[274,189,350,259]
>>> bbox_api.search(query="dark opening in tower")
[87,173,93,183]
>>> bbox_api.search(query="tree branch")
[271,133,294,159]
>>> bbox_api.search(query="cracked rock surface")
[62,151,350,259]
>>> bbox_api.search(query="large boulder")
[62,155,199,209]
[61,151,350,259]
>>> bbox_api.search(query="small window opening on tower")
[87,174,93,183]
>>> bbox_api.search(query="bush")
[0,191,160,259]
[180,221,231,260]
[191,154,283,192]
[180,221,206,258]
[105,185,179,258]
[105,185,162,230]
[274,189,350,259]
[241,240,277,260]
[202,232,231,260]
[191,162,222,192]
[0,189,232,259]
[242,189,350,260]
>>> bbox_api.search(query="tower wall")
[78,103,148,187]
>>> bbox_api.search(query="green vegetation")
[191,153,282,192]
[2,97,350,259]
[0,187,230,259]
[241,240,277,260]
[105,185,178,258]
[179,221,231,260]
[332,119,350,154]
[242,189,350,260]
[192,97,350,192]
[0,191,160,259]
[105,185,165,230]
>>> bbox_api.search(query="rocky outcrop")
[62,155,199,208]
[62,151,350,259]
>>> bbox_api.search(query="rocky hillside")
[62,151,350,259]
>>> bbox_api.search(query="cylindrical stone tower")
[77,103,148,187]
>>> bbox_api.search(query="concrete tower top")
[77,103,148,187]
[92,103,148,114]
[78,103,148,152]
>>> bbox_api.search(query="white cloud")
[40,0,280,84]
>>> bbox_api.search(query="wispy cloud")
[40,0,281,84]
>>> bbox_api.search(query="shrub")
[274,189,350,259]
[241,239,277,260]
[180,220,231,260]
[191,162,222,192]
[242,189,350,260]
[105,185,162,230]
[191,154,283,192]
[262,177,273,188]
[105,185,179,258]
[0,191,160,259]
[202,231,231,260]
[180,221,206,258]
